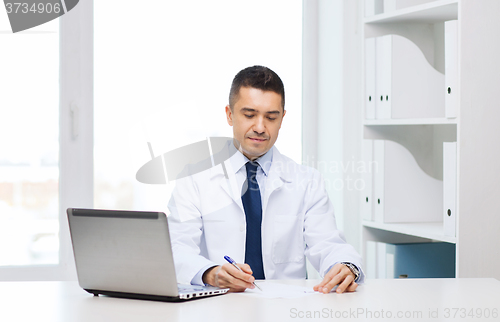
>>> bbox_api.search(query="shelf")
[365,0,458,24]
[362,220,457,244]
[364,118,457,126]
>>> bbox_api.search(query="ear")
[279,109,286,129]
[225,105,233,126]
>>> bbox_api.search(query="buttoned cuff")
[191,264,218,286]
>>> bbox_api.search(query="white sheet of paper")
[241,281,317,299]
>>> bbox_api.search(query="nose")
[253,116,265,134]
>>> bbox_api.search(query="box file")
[373,140,443,223]
[375,34,445,119]
[383,0,437,13]
[445,20,458,118]
[375,35,392,119]
[383,0,397,12]
[443,142,457,237]
[375,242,456,278]
[365,240,377,279]
[377,242,395,279]
[365,38,376,120]
[365,0,384,17]
[361,140,374,220]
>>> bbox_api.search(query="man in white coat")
[167,66,364,294]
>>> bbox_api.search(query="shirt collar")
[229,142,273,177]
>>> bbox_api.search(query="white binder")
[443,142,457,237]
[361,140,374,220]
[384,0,435,13]
[383,0,397,13]
[365,0,375,16]
[373,140,385,222]
[375,34,445,119]
[375,35,392,119]
[365,240,377,279]
[376,242,395,279]
[373,140,443,223]
[445,20,458,119]
[365,0,384,16]
[365,38,376,120]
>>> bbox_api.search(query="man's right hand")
[202,263,256,292]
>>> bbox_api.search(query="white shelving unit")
[360,0,500,280]
[363,220,456,244]
[364,0,458,24]
[364,118,457,125]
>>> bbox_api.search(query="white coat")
[167,144,363,284]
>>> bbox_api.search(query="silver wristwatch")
[341,262,360,282]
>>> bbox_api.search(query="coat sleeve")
[303,169,365,283]
[167,174,217,284]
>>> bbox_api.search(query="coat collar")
[229,143,273,178]
[211,140,293,213]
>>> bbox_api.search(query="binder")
[445,20,458,118]
[375,35,392,119]
[365,38,376,120]
[373,140,443,223]
[375,34,445,119]
[365,241,377,279]
[365,0,375,16]
[376,242,395,279]
[443,142,457,237]
[383,0,397,13]
[373,140,385,222]
[384,0,436,13]
[361,140,374,220]
[365,0,384,16]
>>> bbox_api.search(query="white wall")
[302,0,362,251]
[457,0,500,278]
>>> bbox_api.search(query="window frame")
[0,0,93,281]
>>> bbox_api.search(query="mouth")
[248,137,267,143]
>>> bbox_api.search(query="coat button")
[240,225,245,232]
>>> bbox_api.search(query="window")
[0,17,59,267]
[94,0,302,211]
[1,2,92,281]
[0,0,301,279]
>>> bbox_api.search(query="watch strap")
[340,262,360,282]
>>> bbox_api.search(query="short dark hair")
[229,65,285,110]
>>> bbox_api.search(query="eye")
[244,114,254,119]
[267,117,276,121]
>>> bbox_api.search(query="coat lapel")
[262,147,292,217]
[217,159,244,212]
[212,146,292,218]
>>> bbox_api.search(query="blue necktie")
[242,161,265,279]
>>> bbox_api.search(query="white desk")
[1,278,498,322]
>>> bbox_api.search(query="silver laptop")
[67,208,229,301]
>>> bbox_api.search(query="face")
[226,86,286,160]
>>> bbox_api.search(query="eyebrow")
[241,107,281,115]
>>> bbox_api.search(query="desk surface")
[1,278,499,322]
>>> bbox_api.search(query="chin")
[242,148,265,159]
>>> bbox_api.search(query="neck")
[233,140,266,161]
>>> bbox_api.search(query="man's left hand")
[313,263,358,294]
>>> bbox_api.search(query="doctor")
[167,66,364,294]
